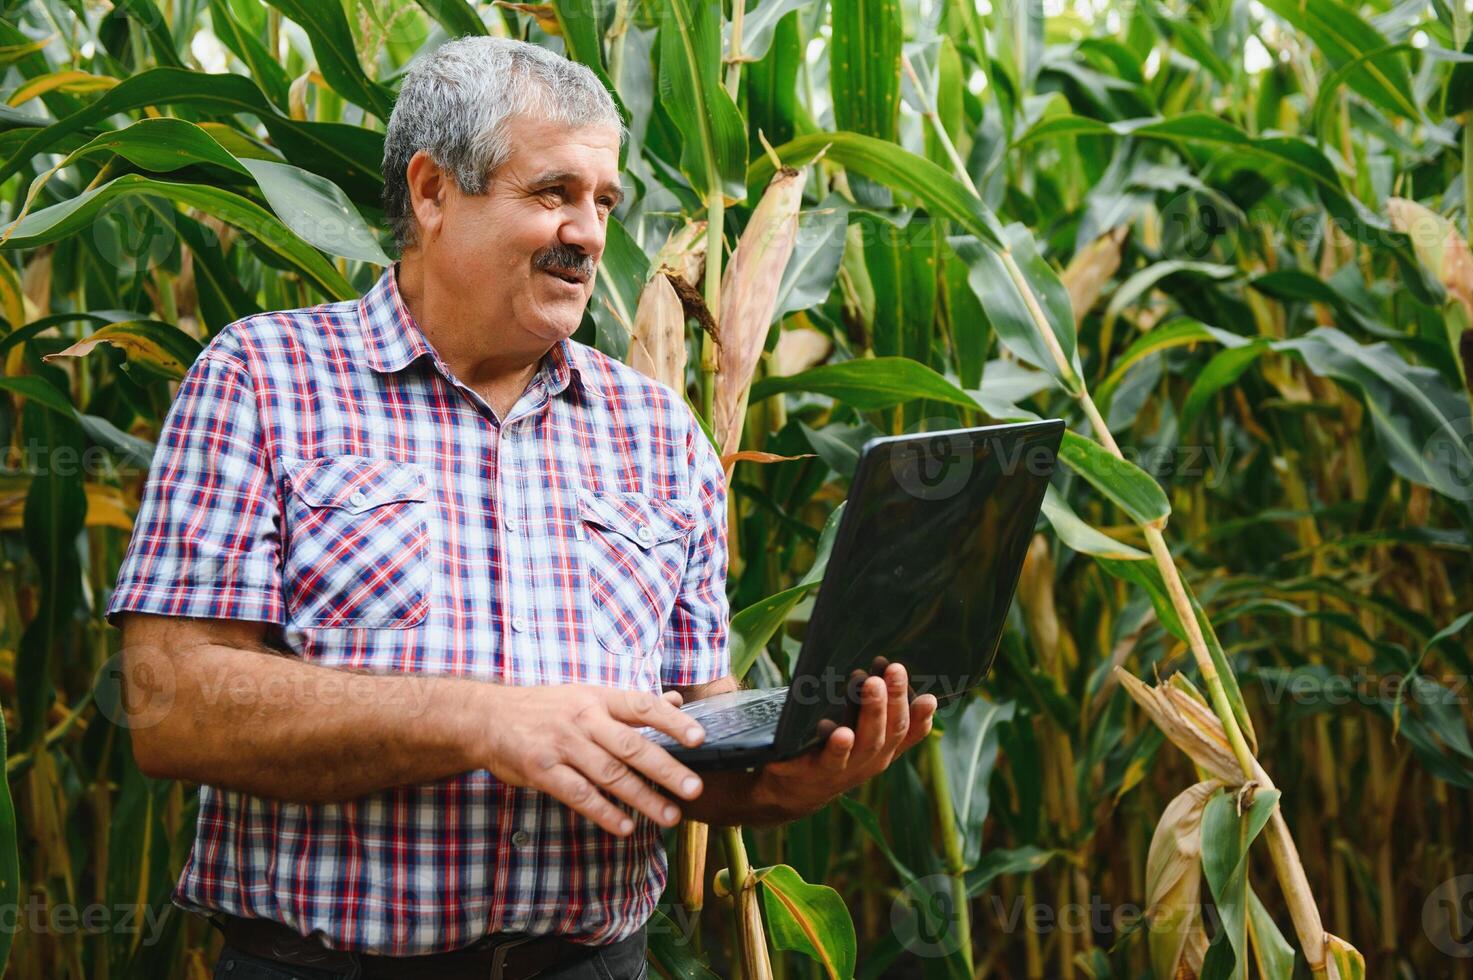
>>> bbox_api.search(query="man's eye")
[540,187,565,202]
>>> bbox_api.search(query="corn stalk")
[904,52,1347,976]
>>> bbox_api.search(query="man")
[109,36,937,979]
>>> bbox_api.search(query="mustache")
[533,244,595,277]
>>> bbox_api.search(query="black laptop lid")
[771,419,1064,753]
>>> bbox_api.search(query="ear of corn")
[1387,197,1473,389]
[1387,198,1473,316]
[714,166,806,458]
[1017,534,1062,672]
[1146,780,1218,980]
[653,219,709,291]
[768,322,832,377]
[627,272,687,392]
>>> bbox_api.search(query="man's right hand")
[479,684,707,837]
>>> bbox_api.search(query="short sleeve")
[106,351,285,627]
[658,416,730,687]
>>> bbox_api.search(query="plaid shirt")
[106,265,730,955]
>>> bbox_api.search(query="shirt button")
[636,525,653,544]
[348,491,366,508]
[511,616,528,633]
[504,516,518,532]
[511,830,532,848]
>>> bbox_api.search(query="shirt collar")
[358,264,603,400]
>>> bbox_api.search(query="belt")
[210,911,604,980]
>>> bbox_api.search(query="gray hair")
[381,36,625,254]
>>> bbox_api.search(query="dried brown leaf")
[1063,226,1127,326]
[713,166,806,456]
[1114,667,1242,783]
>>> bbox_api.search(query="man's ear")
[406,149,448,242]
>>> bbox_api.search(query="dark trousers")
[211,929,650,980]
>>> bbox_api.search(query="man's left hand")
[756,662,937,820]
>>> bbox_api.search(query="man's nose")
[558,199,605,259]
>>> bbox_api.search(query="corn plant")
[2,0,1471,978]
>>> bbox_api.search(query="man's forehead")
[501,120,621,178]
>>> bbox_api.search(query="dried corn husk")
[492,2,561,34]
[769,323,832,377]
[1114,667,1241,784]
[1017,535,1061,672]
[1387,197,1473,317]
[1387,197,1473,389]
[1062,226,1127,326]
[653,219,708,291]
[288,71,326,122]
[20,248,49,320]
[678,820,708,912]
[714,165,807,458]
[735,875,774,979]
[1146,780,1218,980]
[627,272,687,392]
[0,254,25,329]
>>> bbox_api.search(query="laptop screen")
[774,420,1063,749]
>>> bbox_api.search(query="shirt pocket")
[577,487,696,658]
[281,456,431,629]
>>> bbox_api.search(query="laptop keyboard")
[641,687,788,748]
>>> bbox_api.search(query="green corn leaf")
[0,173,353,300]
[657,0,748,202]
[1201,788,1281,980]
[0,68,386,207]
[756,864,858,980]
[749,131,1006,248]
[1256,0,1418,122]
[748,356,982,411]
[261,0,396,118]
[1018,113,1444,305]
[1058,430,1171,526]
[41,320,204,380]
[954,228,1083,395]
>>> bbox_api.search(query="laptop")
[640,418,1065,771]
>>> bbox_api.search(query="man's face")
[429,114,623,347]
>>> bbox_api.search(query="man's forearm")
[125,640,486,802]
